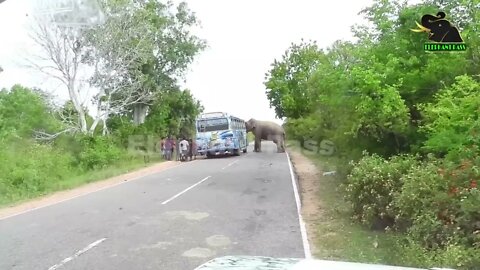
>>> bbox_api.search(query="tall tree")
[264,39,327,119]
[82,3,157,135]
[88,0,206,126]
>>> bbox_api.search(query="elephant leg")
[271,135,280,152]
[275,136,283,153]
[254,137,261,152]
[278,135,286,153]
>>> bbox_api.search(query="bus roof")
[197,112,244,122]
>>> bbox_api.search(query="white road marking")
[161,176,211,205]
[47,238,107,270]
[222,160,239,170]
[286,151,312,259]
[0,163,186,221]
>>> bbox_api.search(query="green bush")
[345,152,419,229]
[394,236,480,270]
[77,135,125,170]
[0,85,62,140]
[0,139,73,203]
[393,159,447,231]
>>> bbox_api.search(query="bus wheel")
[233,149,240,156]
[242,148,247,153]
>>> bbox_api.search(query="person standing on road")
[175,137,180,161]
[164,136,173,160]
[159,138,166,159]
[192,139,197,160]
[179,138,189,161]
[187,139,193,161]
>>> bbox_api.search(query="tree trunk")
[102,102,111,136]
[89,117,101,135]
[133,103,148,125]
[102,119,109,135]
[68,80,88,133]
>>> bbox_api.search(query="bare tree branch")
[26,16,91,133]
[33,128,77,141]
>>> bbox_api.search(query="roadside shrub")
[0,139,73,204]
[77,135,125,170]
[393,159,447,231]
[53,134,85,165]
[393,149,480,249]
[345,151,418,229]
[394,236,480,270]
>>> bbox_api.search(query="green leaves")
[420,75,480,155]
[84,0,206,127]
[264,39,327,119]
[0,85,62,140]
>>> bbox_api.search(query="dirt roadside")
[287,148,324,257]
[0,161,182,220]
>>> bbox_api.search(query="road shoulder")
[0,161,181,220]
[286,146,400,264]
[287,148,324,257]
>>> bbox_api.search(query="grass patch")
[0,155,163,208]
[56,156,163,191]
[286,141,402,266]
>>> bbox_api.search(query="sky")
[0,0,421,125]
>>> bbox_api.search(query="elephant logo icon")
[411,11,463,43]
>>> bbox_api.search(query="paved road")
[0,142,306,270]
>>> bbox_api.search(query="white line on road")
[286,151,312,259]
[47,238,107,270]
[161,176,211,205]
[222,160,239,170]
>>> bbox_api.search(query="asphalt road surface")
[0,142,306,270]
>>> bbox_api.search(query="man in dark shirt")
[187,139,193,161]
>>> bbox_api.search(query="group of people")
[160,136,197,161]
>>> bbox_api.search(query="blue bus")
[195,112,248,157]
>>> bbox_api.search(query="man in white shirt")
[179,138,189,160]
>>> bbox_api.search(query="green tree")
[264,39,327,119]
[0,85,61,140]
[420,75,480,157]
[85,0,206,129]
[143,88,203,138]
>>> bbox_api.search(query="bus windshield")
[197,118,229,132]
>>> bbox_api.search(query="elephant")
[412,11,463,43]
[245,118,285,153]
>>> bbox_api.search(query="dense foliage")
[265,0,480,268]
